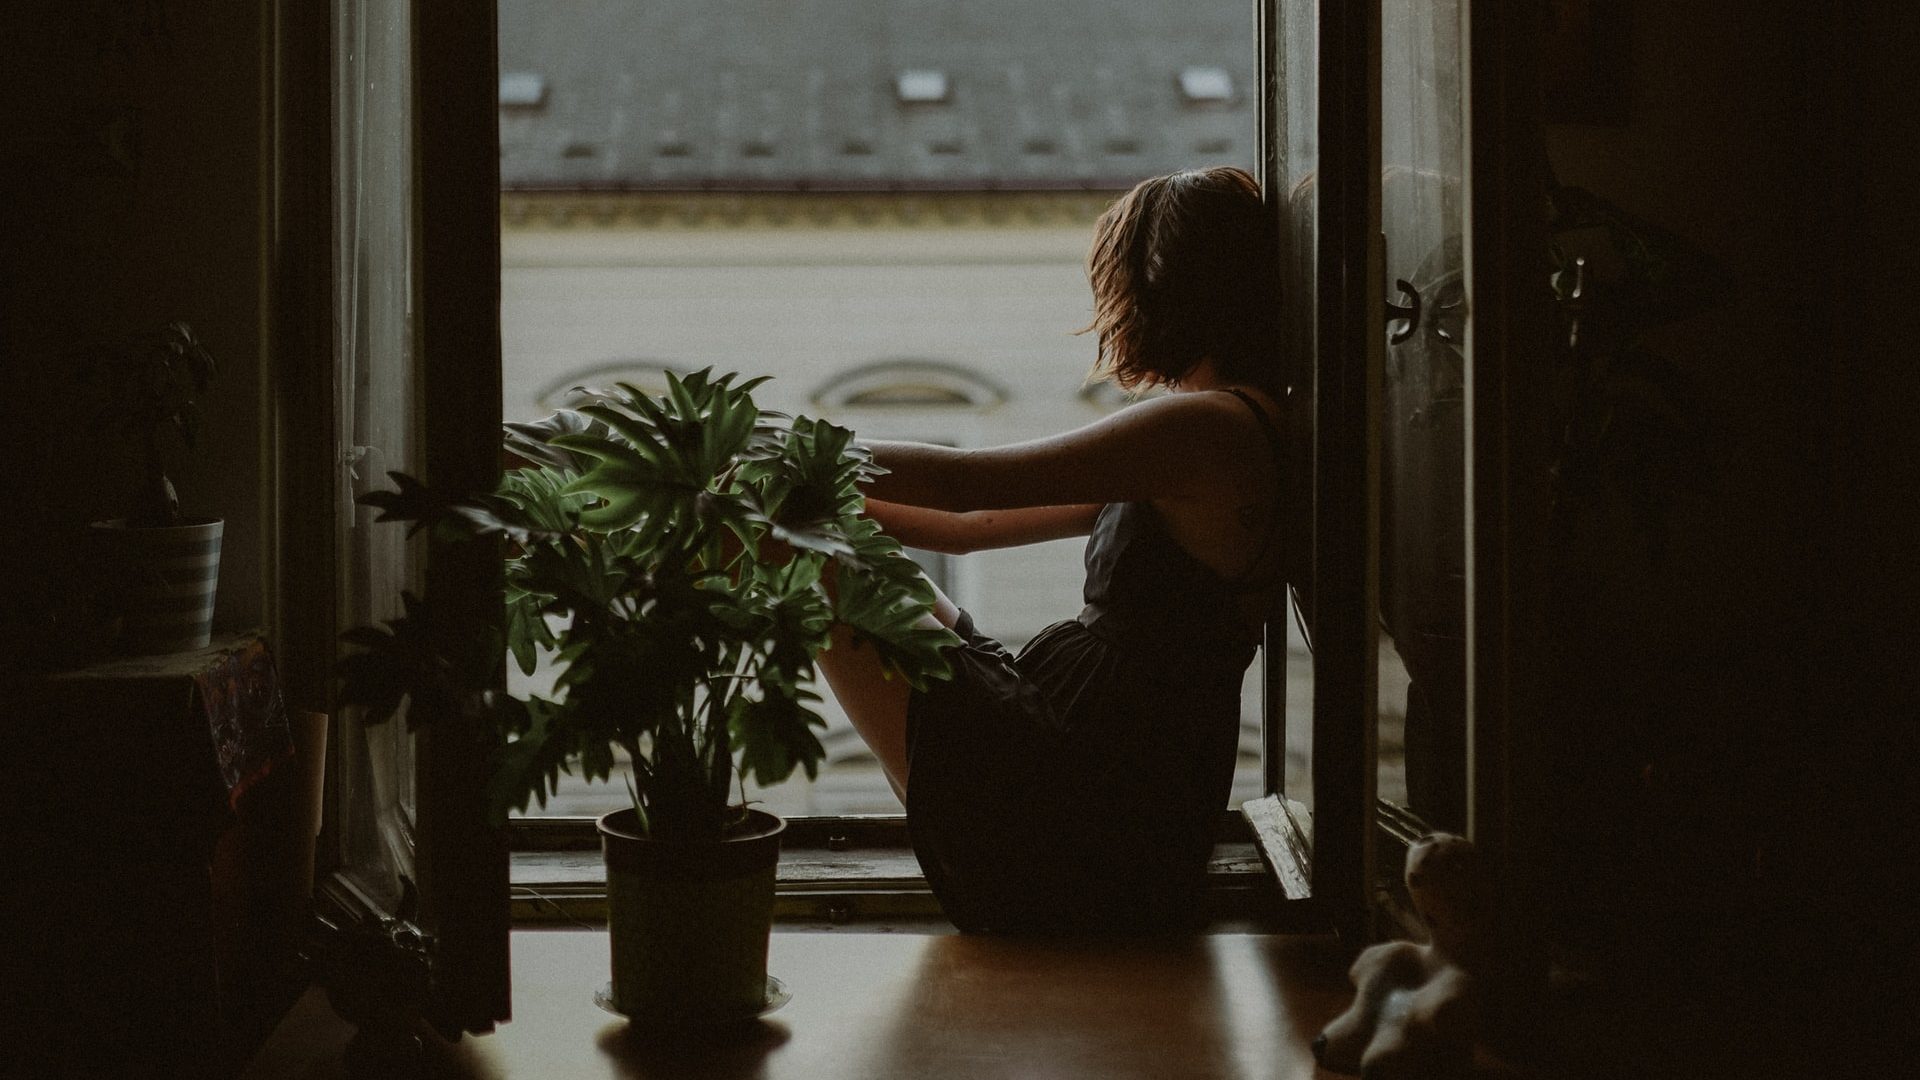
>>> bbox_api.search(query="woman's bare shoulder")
[1097,386,1261,436]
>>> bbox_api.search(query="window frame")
[409,0,512,1031]
[490,0,1377,938]
[1458,0,1552,910]
[1329,0,1550,935]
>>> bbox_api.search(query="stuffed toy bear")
[1313,833,1530,1078]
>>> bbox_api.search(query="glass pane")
[497,0,1260,817]
[1378,0,1470,833]
[1271,0,1320,816]
[333,0,420,906]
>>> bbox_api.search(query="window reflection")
[1378,0,1470,833]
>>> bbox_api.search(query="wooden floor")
[245,929,1356,1080]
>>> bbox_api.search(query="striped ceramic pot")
[91,517,223,654]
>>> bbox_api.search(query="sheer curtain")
[333,0,420,908]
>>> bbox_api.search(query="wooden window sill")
[507,810,1314,929]
[509,841,1287,928]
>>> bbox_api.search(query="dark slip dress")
[903,389,1286,934]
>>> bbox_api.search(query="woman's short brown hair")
[1082,166,1282,395]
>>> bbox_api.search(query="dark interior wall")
[1534,3,1913,1065]
[1540,1,1834,734]
[0,1,268,669]
[1800,0,1918,986]
[1520,2,1820,949]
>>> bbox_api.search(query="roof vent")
[499,72,548,108]
[1178,66,1234,103]
[895,69,950,104]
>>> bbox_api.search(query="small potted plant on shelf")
[81,321,223,654]
[337,369,954,1025]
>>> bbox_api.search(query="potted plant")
[81,321,223,654]
[337,369,955,1024]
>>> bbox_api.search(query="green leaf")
[358,472,451,537]
[337,368,961,836]
[503,409,606,471]
[831,542,959,693]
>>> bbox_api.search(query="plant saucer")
[593,976,790,1026]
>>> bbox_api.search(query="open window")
[492,0,1283,911]
[292,0,1547,1022]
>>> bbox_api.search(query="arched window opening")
[1077,377,1169,412]
[810,360,1008,411]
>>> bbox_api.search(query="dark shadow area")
[593,1019,792,1080]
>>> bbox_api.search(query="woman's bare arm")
[865,501,1103,555]
[860,392,1253,512]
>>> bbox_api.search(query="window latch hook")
[1386,278,1423,345]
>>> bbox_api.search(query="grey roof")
[498,0,1255,191]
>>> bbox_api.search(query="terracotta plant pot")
[596,808,785,1022]
[90,517,223,654]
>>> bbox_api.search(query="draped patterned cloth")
[193,636,293,808]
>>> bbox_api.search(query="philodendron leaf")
[831,531,958,693]
[579,736,617,784]
[732,690,829,788]
[358,472,451,537]
[503,589,556,676]
[334,625,412,726]
[767,519,857,558]
[336,590,503,729]
[841,517,941,601]
[340,367,967,840]
[569,485,654,532]
[503,409,607,472]
[444,494,549,546]
[486,696,571,826]
[745,417,869,560]
[495,466,588,533]
[570,404,670,473]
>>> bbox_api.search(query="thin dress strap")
[1219,388,1286,589]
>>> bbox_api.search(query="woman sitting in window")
[821,166,1293,934]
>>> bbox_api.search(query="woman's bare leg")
[816,568,962,804]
